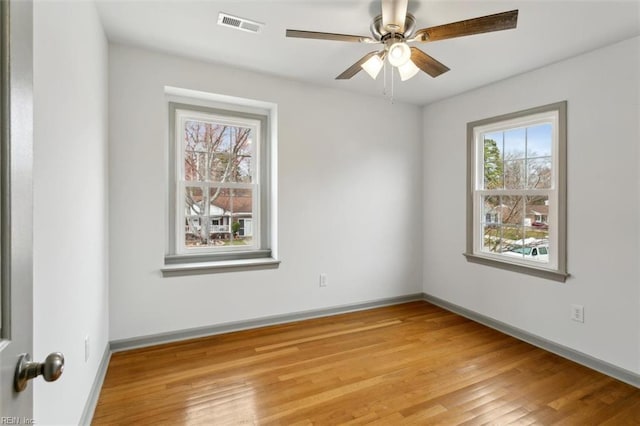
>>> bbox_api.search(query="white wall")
[109,45,423,341]
[423,36,640,373]
[33,1,109,424]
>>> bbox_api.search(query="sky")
[485,123,552,159]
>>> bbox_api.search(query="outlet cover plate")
[571,304,584,323]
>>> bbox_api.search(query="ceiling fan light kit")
[387,42,411,67]
[361,54,385,79]
[286,0,518,89]
[397,59,420,81]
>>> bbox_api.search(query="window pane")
[208,187,254,247]
[527,157,552,189]
[184,120,214,182]
[527,123,552,157]
[501,196,524,225]
[504,160,525,189]
[185,187,205,247]
[484,132,503,147]
[481,196,551,262]
[483,224,501,253]
[230,188,254,246]
[525,222,549,242]
[182,186,257,249]
[483,137,503,189]
[185,187,204,216]
[208,126,254,183]
[502,226,524,252]
[482,196,501,225]
[184,119,254,184]
[208,187,232,245]
[208,187,229,234]
[240,219,253,237]
[523,228,549,263]
[234,135,253,184]
[504,128,526,160]
[480,196,552,261]
[525,195,549,240]
[523,195,550,263]
[185,216,205,247]
[184,149,206,181]
[482,196,501,253]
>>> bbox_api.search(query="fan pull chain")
[381,60,395,104]
[390,65,395,104]
[382,60,388,96]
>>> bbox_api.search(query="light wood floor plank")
[93,301,640,425]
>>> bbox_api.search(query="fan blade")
[410,47,449,78]
[286,29,376,43]
[336,51,381,80]
[381,0,409,33]
[412,10,518,42]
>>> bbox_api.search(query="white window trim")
[464,101,568,282]
[162,89,279,275]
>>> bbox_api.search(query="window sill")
[162,256,280,277]
[463,253,569,282]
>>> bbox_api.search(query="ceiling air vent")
[217,12,264,34]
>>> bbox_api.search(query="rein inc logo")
[0,418,35,425]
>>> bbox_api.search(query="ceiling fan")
[286,0,518,81]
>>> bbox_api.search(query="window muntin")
[467,102,567,280]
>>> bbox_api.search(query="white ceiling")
[96,0,640,105]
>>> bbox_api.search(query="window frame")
[464,101,568,282]
[164,100,275,270]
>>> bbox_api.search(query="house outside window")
[465,102,568,281]
[164,96,276,272]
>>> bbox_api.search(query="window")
[465,102,568,281]
[164,97,276,273]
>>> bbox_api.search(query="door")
[0,0,34,418]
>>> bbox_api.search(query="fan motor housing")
[371,13,416,41]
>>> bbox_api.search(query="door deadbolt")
[14,352,64,392]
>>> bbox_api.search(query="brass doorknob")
[14,352,64,392]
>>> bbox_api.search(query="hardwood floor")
[92,301,640,425]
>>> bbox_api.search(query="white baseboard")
[79,343,111,425]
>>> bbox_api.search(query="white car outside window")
[502,245,549,262]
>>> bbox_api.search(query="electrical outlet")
[571,304,584,323]
[319,273,328,287]
[85,336,90,362]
